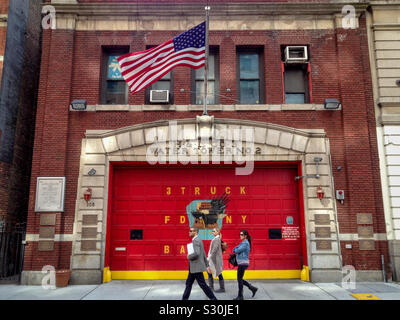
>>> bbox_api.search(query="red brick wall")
[24,16,387,272]
[0,0,9,14]
[23,241,72,271]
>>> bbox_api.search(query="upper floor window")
[282,45,311,104]
[237,48,264,104]
[101,47,129,104]
[192,49,219,105]
[145,46,173,104]
[145,71,173,104]
[284,65,310,104]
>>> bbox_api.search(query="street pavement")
[0,279,400,300]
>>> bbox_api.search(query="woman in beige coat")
[207,227,225,292]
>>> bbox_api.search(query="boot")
[249,284,258,298]
[233,295,243,300]
[215,279,225,293]
[208,276,214,291]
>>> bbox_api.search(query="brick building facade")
[22,0,389,285]
[367,0,400,282]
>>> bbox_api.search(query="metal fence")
[0,222,26,282]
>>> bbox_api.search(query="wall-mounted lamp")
[295,157,323,180]
[324,98,341,110]
[70,99,87,111]
[317,186,325,200]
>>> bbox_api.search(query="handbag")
[228,253,238,268]
[221,240,228,253]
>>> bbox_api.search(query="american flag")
[118,22,206,95]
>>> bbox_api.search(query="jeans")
[237,264,251,297]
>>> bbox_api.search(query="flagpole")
[203,6,210,116]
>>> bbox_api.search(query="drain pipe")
[381,255,387,282]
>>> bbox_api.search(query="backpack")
[221,240,228,253]
[228,253,238,268]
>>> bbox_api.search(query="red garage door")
[108,164,303,274]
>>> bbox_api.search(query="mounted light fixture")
[324,98,341,110]
[295,157,323,181]
[316,186,325,200]
[70,99,87,111]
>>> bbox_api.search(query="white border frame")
[35,177,66,212]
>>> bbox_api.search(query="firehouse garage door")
[108,164,304,279]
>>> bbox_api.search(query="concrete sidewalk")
[1,280,400,300]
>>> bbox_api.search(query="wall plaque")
[316,240,332,250]
[82,227,98,238]
[40,213,56,226]
[359,240,375,250]
[39,227,55,239]
[81,240,97,251]
[357,213,373,225]
[314,214,330,225]
[358,226,374,238]
[82,215,98,225]
[38,240,54,251]
[315,227,331,238]
[35,177,66,212]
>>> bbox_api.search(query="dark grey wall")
[0,0,42,223]
[0,0,30,163]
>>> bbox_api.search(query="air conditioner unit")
[150,90,169,103]
[284,46,308,63]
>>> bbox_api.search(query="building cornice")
[47,2,369,17]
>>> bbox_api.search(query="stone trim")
[25,234,73,242]
[71,104,336,112]
[51,2,368,18]
[339,233,388,241]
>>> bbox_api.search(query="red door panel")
[109,165,302,271]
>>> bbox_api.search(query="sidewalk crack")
[80,285,101,300]
[142,282,153,300]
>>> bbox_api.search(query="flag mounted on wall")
[117,21,206,95]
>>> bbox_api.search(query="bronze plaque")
[40,213,56,226]
[315,227,331,238]
[316,240,332,250]
[314,214,330,225]
[82,227,97,238]
[357,213,373,225]
[82,215,98,225]
[359,240,375,250]
[358,226,374,238]
[81,240,97,251]
[39,227,55,239]
[38,240,54,251]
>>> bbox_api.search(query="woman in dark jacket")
[232,229,258,300]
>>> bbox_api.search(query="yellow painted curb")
[109,270,301,280]
[351,294,381,300]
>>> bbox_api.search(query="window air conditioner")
[150,90,169,103]
[284,46,308,63]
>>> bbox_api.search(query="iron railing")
[0,221,26,282]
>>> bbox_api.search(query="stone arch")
[70,117,342,284]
